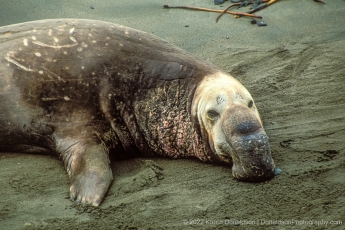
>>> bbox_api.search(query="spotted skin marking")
[5,56,33,72]
[216,96,225,105]
[69,36,77,43]
[32,40,78,49]
[69,27,75,34]
[236,92,244,99]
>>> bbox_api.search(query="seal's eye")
[207,110,219,120]
[248,100,253,108]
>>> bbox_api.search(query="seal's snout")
[233,119,262,136]
[222,105,276,182]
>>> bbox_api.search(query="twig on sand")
[216,3,241,23]
[163,5,262,19]
[246,0,279,14]
[164,0,324,24]
[216,0,276,22]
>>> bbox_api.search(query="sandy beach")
[0,0,345,229]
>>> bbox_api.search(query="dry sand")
[0,0,344,229]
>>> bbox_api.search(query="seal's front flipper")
[56,137,113,206]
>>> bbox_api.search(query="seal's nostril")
[234,120,261,135]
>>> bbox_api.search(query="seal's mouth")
[230,132,276,182]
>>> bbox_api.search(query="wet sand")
[0,0,345,229]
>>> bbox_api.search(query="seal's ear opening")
[222,104,276,182]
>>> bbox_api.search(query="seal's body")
[0,19,276,206]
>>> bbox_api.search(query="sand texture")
[0,0,344,229]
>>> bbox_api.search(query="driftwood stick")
[216,3,241,23]
[247,0,278,14]
[163,5,262,19]
[214,0,271,23]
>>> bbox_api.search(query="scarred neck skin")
[99,63,218,162]
[132,77,215,162]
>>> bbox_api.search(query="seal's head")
[192,72,276,182]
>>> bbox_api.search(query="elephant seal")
[0,19,277,206]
